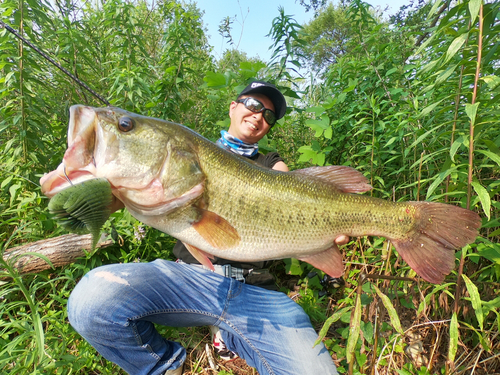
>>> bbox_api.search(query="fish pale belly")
[132,206,338,262]
[130,189,414,263]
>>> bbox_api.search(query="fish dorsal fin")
[183,243,216,270]
[192,208,241,250]
[297,243,344,278]
[291,165,372,193]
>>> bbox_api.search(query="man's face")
[228,93,275,144]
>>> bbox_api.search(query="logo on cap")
[251,83,265,88]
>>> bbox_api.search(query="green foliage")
[1,0,499,373]
[294,2,355,73]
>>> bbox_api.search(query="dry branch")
[3,234,113,274]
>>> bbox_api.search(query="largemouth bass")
[40,106,481,283]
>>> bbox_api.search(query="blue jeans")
[67,260,338,375]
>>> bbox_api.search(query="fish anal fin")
[183,243,215,271]
[392,201,481,284]
[192,209,241,250]
[291,165,372,193]
[298,244,344,278]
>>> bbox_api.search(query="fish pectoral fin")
[183,243,216,271]
[297,244,344,278]
[291,165,372,193]
[192,208,241,250]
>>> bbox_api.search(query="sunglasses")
[236,97,277,126]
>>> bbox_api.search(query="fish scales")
[172,137,424,260]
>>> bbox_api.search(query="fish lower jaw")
[40,166,99,198]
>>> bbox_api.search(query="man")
[68,81,344,375]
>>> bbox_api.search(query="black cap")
[238,81,287,120]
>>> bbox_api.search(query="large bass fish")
[40,106,481,284]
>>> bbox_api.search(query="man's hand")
[335,235,349,246]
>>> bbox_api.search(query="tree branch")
[3,234,113,275]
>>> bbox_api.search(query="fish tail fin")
[392,202,481,283]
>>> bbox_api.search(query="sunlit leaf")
[482,75,500,89]
[450,136,463,162]
[315,306,352,347]
[203,71,226,87]
[471,180,491,220]
[463,274,484,330]
[448,312,459,363]
[476,150,500,168]
[416,100,444,118]
[346,292,362,364]
[425,166,459,200]
[372,284,403,335]
[305,106,326,116]
[444,33,469,64]
[465,102,480,127]
[468,0,481,24]
[428,0,443,18]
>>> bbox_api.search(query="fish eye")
[118,117,134,132]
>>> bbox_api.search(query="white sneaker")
[210,325,239,362]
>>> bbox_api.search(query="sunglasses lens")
[245,98,264,112]
[263,111,276,126]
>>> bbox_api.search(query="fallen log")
[3,234,113,274]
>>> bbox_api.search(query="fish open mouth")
[40,105,99,197]
[40,164,98,197]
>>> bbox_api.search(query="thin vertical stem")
[370,114,375,193]
[19,0,27,162]
[446,64,466,203]
[467,4,483,211]
[452,0,483,340]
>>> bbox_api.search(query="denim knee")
[67,265,129,337]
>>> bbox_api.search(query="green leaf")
[465,102,480,127]
[476,150,500,167]
[471,180,490,220]
[284,258,304,276]
[445,33,469,64]
[203,71,226,87]
[482,75,500,89]
[324,126,333,140]
[372,284,404,335]
[416,99,443,119]
[450,136,464,161]
[469,0,481,24]
[9,183,21,206]
[315,307,352,347]
[306,115,330,137]
[462,274,483,330]
[425,166,459,200]
[448,312,459,363]
[476,243,500,264]
[428,0,443,18]
[385,68,397,76]
[346,292,362,364]
[1,175,13,189]
[435,64,459,85]
[305,106,326,116]
[298,146,319,163]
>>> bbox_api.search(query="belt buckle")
[222,264,232,278]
